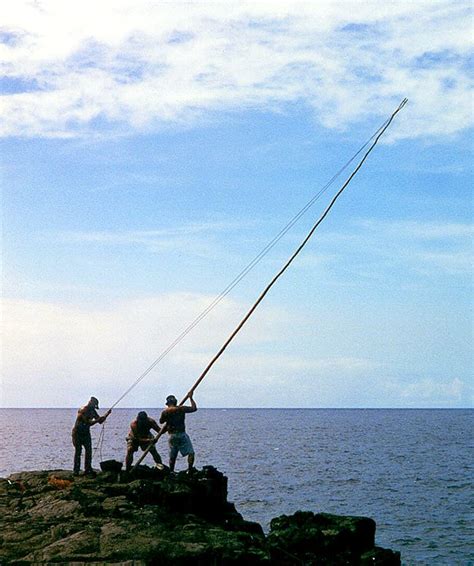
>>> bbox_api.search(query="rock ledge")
[1,464,400,564]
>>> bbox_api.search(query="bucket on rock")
[100,460,123,473]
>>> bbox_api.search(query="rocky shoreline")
[1,463,401,564]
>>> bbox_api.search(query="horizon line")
[0,406,472,410]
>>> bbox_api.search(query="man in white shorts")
[159,393,197,472]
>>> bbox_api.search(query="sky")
[1,0,472,408]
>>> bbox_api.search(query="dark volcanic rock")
[0,463,400,565]
[268,511,400,565]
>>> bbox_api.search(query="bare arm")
[185,393,197,413]
[92,409,111,426]
[149,418,161,434]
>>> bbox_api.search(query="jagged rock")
[361,546,403,565]
[22,528,100,562]
[102,495,133,516]
[268,511,400,565]
[0,465,400,564]
[29,495,82,520]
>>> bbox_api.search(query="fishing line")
[93,420,106,462]
[132,98,408,469]
[107,111,395,411]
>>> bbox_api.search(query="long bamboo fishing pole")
[132,98,408,470]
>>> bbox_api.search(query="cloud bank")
[2,293,471,408]
[0,0,472,139]
[1,293,290,406]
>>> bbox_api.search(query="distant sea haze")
[1,408,472,565]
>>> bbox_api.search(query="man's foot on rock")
[84,470,97,477]
[187,467,197,475]
[155,463,165,471]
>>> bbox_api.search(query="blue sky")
[1,1,472,408]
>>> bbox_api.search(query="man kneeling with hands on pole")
[160,393,197,473]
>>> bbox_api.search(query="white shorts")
[169,432,194,459]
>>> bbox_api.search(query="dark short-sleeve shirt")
[160,406,194,434]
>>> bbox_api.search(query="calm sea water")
[0,408,472,565]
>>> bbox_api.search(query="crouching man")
[160,393,197,473]
[125,411,163,471]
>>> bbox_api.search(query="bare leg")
[125,446,135,471]
[169,455,177,472]
[187,453,195,471]
[149,445,162,465]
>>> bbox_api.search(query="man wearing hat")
[159,392,197,472]
[72,396,111,476]
[125,411,164,471]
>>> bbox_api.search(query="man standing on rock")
[72,396,111,476]
[159,393,197,473]
[125,411,164,471]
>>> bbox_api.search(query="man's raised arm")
[184,393,197,413]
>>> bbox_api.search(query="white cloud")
[364,220,474,275]
[2,294,471,408]
[50,217,474,270]
[358,219,474,240]
[0,0,471,139]
[397,377,472,406]
[181,352,378,380]
[0,294,289,406]
[413,250,473,275]
[316,219,474,278]
[68,224,251,241]
[55,220,257,256]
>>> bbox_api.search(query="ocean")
[0,408,472,565]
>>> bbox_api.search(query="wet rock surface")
[0,463,400,564]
